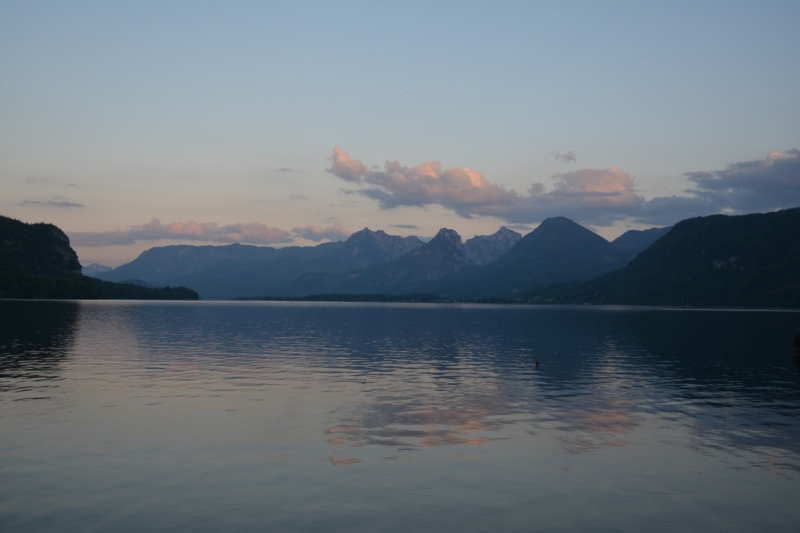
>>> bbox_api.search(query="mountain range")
[91,221,666,300]
[95,240,342,286]
[91,226,524,298]
[8,208,796,307]
[274,228,476,296]
[95,226,525,296]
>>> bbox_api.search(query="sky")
[2,1,799,267]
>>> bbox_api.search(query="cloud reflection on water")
[0,301,80,396]
[14,301,798,475]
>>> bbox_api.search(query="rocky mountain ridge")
[463,227,522,266]
[275,228,475,296]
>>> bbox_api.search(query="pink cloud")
[69,231,136,246]
[327,146,800,227]
[329,146,367,182]
[70,219,350,247]
[326,146,642,223]
[327,146,518,217]
[542,168,641,208]
[128,219,293,244]
[292,225,351,242]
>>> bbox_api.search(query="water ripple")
[1,301,799,532]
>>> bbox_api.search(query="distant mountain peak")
[537,217,584,230]
[464,226,522,266]
[352,227,378,236]
[82,262,112,277]
[271,225,474,297]
[422,228,465,254]
[345,227,407,244]
[339,227,422,257]
[433,227,461,241]
[525,217,609,246]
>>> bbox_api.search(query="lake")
[1,300,799,532]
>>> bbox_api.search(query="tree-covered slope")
[611,226,671,263]
[1,215,82,276]
[527,209,800,307]
[0,215,198,300]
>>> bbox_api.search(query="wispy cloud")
[70,218,349,247]
[552,150,577,163]
[21,200,85,208]
[684,149,800,212]
[69,231,137,246]
[327,147,800,227]
[630,148,800,225]
[25,178,76,187]
[291,225,351,242]
[390,224,419,229]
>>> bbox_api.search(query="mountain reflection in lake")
[1,301,799,532]
[0,301,79,395]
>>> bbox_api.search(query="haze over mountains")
[92,222,666,300]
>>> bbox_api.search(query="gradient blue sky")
[2,1,799,266]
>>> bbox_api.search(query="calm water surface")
[1,301,799,532]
